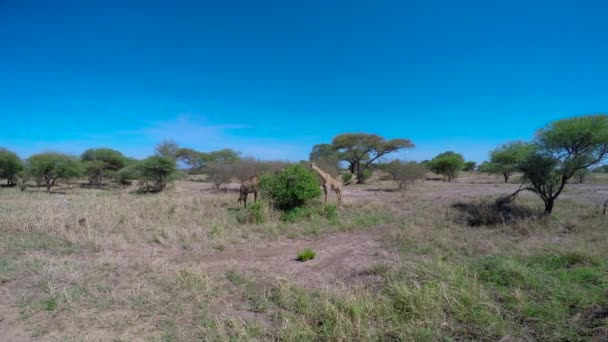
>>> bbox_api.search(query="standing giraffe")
[237,175,259,208]
[310,162,343,208]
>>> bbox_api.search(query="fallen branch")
[494,185,528,209]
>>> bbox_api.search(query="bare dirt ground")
[170,224,398,289]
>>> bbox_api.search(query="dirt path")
[170,224,398,288]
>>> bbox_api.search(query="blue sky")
[1,0,607,162]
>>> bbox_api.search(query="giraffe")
[310,162,343,208]
[237,175,259,209]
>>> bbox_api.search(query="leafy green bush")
[236,202,265,224]
[259,165,321,211]
[0,148,23,185]
[81,148,127,188]
[381,160,427,190]
[340,172,353,184]
[296,249,316,262]
[115,163,140,188]
[138,156,177,191]
[26,152,82,193]
[361,168,373,182]
[429,151,465,182]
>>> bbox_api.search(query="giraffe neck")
[312,166,331,181]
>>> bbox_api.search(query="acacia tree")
[331,133,414,184]
[487,141,533,183]
[139,156,177,191]
[207,148,241,164]
[575,168,590,184]
[115,163,140,189]
[382,160,427,190]
[518,114,608,215]
[0,148,23,185]
[176,148,206,173]
[155,139,180,160]
[463,161,477,172]
[205,162,233,190]
[81,148,127,188]
[309,144,341,175]
[429,151,465,182]
[176,147,241,174]
[27,153,82,193]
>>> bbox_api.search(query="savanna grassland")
[1,173,607,341]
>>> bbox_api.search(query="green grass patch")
[235,202,265,224]
[0,257,16,284]
[474,252,608,340]
[263,260,509,341]
[225,270,250,286]
[296,249,316,262]
[0,231,75,255]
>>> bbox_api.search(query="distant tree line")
[0,139,289,193]
[3,114,607,215]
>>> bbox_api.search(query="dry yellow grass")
[1,176,607,340]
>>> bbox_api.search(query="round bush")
[259,165,321,211]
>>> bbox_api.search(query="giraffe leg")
[336,189,342,208]
[323,185,328,207]
[254,191,258,203]
[243,193,248,209]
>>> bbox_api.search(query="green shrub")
[429,151,465,182]
[236,202,265,224]
[81,148,127,188]
[138,156,177,192]
[0,148,23,185]
[361,168,373,181]
[296,249,316,262]
[259,165,321,211]
[340,172,353,184]
[115,164,140,188]
[26,152,83,193]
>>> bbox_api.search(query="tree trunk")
[544,198,554,215]
[356,163,364,184]
[46,181,51,193]
[349,162,356,174]
[503,173,509,183]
